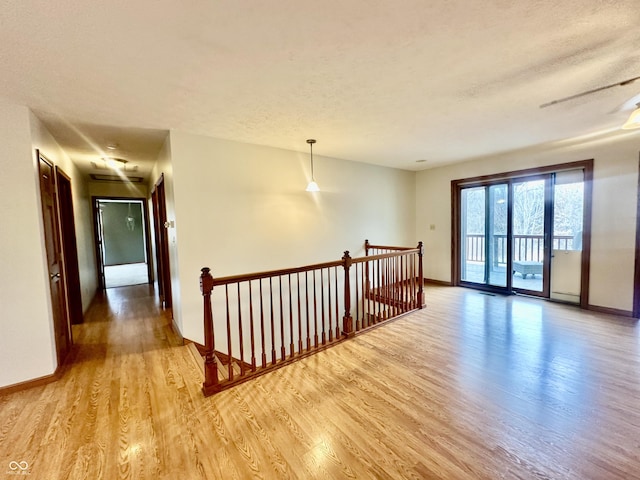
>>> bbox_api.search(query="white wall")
[30,113,98,313]
[168,132,416,343]
[416,132,640,312]
[149,134,181,329]
[0,101,56,387]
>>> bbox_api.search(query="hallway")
[1,285,639,479]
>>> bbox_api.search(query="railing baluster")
[389,256,393,317]
[334,266,340,340]
[305,271,311,351]
[415,251,419,308]
[280,276,286,361]
[376,257,381,322]
[297,272,302,354]
[389,256,394,317]
[225,284,233,381]
[288,274,294,358]
[418,241,424,308]
[355,263,361,331]
[403,254,407,311]
[270,278,276,365]
[313,270,318,348]
[249,280,256,372]
[321,268,326,345]
[237,282,245,376]
[385,256,390,319]
[328,268,333,342]
[396,256,400,313]
[259,279,266,368]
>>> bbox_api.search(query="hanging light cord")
[308,139,316,180]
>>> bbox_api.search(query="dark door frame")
[632,154,640,318]
[55,167,84,325]
[92,196,153,289]
[151,173,173,312]
[452,159,593,308]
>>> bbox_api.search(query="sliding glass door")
[453,161,591,303]
[458,175,552,295]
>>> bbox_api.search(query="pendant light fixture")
[622,103,640,130]
[305,139,320,192]
[126,202,135,231]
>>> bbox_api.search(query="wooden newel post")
[417,242,425,308]
[342,251,355,338]
[364,239,371,294]
[200,267,220,395]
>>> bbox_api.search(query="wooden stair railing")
[200,240,424,396]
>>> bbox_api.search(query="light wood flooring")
[1,285,640,479]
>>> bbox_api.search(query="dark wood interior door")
[38,152,71,365]
[56,168,83,324]
[151,188,164,301]
[152,175,172,312]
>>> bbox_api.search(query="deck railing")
[200,240,424,396]
[464,234,574,264]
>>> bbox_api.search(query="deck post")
[201,267,220,395]
[342,251,355,338]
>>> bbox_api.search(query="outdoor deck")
[462,261,543,292]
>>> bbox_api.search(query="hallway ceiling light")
[103,157,127,169]
[305,139,319,192]
[91,157,138,172]
[622,104,640,130]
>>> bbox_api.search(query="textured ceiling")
[1,0,639,177]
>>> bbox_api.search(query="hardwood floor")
[1,285,639,479]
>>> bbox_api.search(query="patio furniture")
[512,261,542,279]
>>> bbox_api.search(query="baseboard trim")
[424,278,453,287]
[0,369,61,396]
[171,317,184,344]
[81,288,101,318]
[587,304,635,318]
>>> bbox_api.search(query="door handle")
[50,273,60,280]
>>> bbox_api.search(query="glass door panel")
[512,178,546,293]
[487,184,508,287]
[460,184,509,288]
[460,187,486,284]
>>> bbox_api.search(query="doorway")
[38,151,71,366]
[56,169,84,325]
[151,174,172,312]
[93,198,152,289]
[453,160,592,305]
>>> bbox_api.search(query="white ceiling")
[1,0,640,179]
